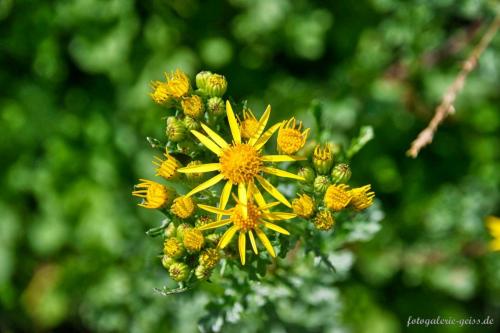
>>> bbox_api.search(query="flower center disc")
[232,203,261,230]
[219,143,262,183]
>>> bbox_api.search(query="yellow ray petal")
[248,105,271,146]
[254,123,281,150]
[217,180,233,220]
[262,166,305,180]
[218,225,240,249]
[250,182,268,211]
[263,212,297,220]
[200,123,229,148]
[198,204,232,215]
[238,183,248,218]
[226,101,241,144]
[197,219,232,231]
[263,221,290,235]
[239,232,246,265]
[185,173,225,197]
[191,130,223,156]
[248,230,258,254]
[178,163,221,173]
[261,155,307,162]
[259,202,281,210]
[255,227,276,257]
[255,175,291,208]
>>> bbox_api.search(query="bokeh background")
[1,0,499,332]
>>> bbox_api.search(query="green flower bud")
[166,117,187,142]
[176,223,191,239]
[313,175,331,194]
[161,255,176,269]
[195,265,212,280]
[196,71,212,90]
[163,238,184,259]
[169,262,189,282]
[205,233,222,245]
[183,116,200,131]
[298,166,315,184]
[206,97,225,117]
[205,74,227,97]
[313,209,335,231]
[331,163,351,184]
[313,144,334,175]
[164,222,176,238]
[195,215,212,227]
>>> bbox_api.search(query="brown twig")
[407,15,500,158]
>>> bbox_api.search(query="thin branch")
[407,15,500,158]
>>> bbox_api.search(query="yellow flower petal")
[255,175,291,207]
[185,173,225,197]
[197,219,232,231]
[248,105,271,146]
[486,216,500,238]
[218,225,239,249]
[250,182,269,212]
[261,155,307,162]
[238,183,248,218]
[178,163,221,173]
[254,122,281,150]
[262,166,305,180]
[248,230,258,254]
[191,130,223,156]
[198,203,232,215]
[490,239,500,252]
[217,180,233,220]
[226,101,241,144]
[255,227,276,257]
[263,221,290,235]
[264,212,297,220]
[239,232,246,265]
[200,123,229,148]
[259,202,281,210]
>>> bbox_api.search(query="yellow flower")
[178,101,306,210]
[239,109,260,139]
[150,81,170,105]
[181,95,204,119]
[164,238,184,258]
[197,184,296,265]
[165,69,190,98]
[199,248,220,269]
[292,194,315,218]
[324,184,352,211]
[485,216,500,251]
[183,228,205,252]
[171,196,195,218]
[349,185,375,211]
[313,209,335,231]
[277,117,310,155]
[153,153,181,180]
[132,179,175,209]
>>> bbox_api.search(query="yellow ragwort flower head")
[313,144,334,175]
[277,117,310,155]
[349,185,375,211]
[292,194,315,218]
[177,101,306,209]
[485,216,500,251]
[205,74,227,97]
[132,179,175,209]
[197,184,296,265]
[313,209,335,231]
[153,153,181,180]
[239,109,260,139]
[183,228,205,252]
[164,238,184,258]
[199,248,220,269]
[181,95,204,119]
[171,196,195,218]
[150,81,170,105]
[165,69,190,98]
[324,184,352,211]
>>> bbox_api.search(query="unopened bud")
[313,175,331,194]
[313,144,334,175]
[183,116,200,131]
[297,166,315,184]
[206,97,225,116]
[161,255,176,269]
[195,71,212,91]
[205,74,227,97]
[331,163,351,184]
[195,265,212,280]
[169,262,189,282]
[166,117,187,142]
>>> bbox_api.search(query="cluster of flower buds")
[293,143,375,231]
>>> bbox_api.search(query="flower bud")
[183,116,200,131]
[150,81,171,105]
[195,71,212,90]
[297,166,315,184]
[277,118,310,155]
[324,184,351,211]
[195,215,212,227]
[206,97,225,117]
[171,196,195,219]
[181,95,204,119]
[164,238,184,259]
[195,265,212,280]
[185,160,207,183]
[132,179,176,209]
[292,194,315,218]
[313,209,335,231]
[199,248,220,269]
[182,228,205,253]
[166,117,187,142]
[313,144,334,175]
[205,74,227,97]
[164,222,176,238]
[313,175,331,194]
[161,255,176,270]
[205,233,221,245]
[169,262,189,282]
[176,223,191,239]
[164,70,190,98]
[154,153,181,180]
[349,185,375,211]
[331,163,351,184]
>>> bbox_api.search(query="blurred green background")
[1,0,499,332]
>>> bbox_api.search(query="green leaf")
[346,126,374,159]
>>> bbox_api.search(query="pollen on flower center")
[231,202,261,230]
[219,143,262,183]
